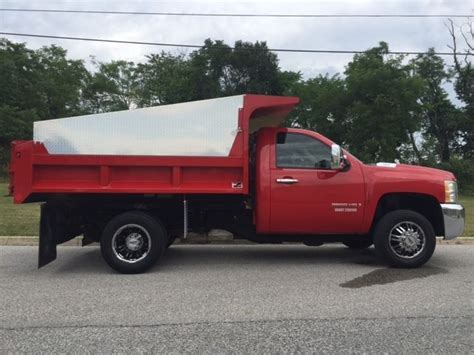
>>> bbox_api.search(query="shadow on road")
[27,245,448,289]
[48,244,384,275]
[340,266,448,288]
[163,244,384,268]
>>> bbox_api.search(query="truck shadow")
[339,265,448,288]
[161,245,386,269]
[53,245,448,288]
[52,244,383,274]
[162,246,449,288]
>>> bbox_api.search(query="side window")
[276,132,331,169]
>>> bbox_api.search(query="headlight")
[444,180,458,203]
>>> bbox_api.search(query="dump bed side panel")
[10,141,246,203]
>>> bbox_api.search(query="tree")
[0,40,39,113]
[447,19,474,160]
[137,39,295,106]
[221,40,285,95]
[34,45,89,119]
[343,42,424,163]
[0,106,38,172]
[188,39,232,99]
[411,49,460,163]
[0,40,89,174]
[84,60,141,112]
[0,40,88,120]
[287,75,347,144]
[137,52,194,106]
[188,39,291,98]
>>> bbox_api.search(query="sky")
[0,0,472,80]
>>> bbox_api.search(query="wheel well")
[372,193,444,236]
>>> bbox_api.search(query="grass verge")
[459,195,473,237]
[0,182,473,237]
[1,182,40,235]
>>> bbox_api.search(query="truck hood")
[368,162,455,181]
[360,162,454,204]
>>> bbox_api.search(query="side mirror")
[331,144,342,169]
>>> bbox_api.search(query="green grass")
[0,183,40,235]
[459,195,474,238]
[0,182,473,237]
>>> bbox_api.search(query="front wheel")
[100,211,166,274]
[373,210,435,268]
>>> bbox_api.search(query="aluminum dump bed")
[10,94,299,203]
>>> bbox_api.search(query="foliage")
[0,39,89,119]
[0,105,38,173]
[33,45,89,118]
[437,159,474,194]
[288,74,348,144]
[84,60,140,112]
[411,49,461,163]
[289,43,427,164]
[447,19,474,161]
[186,39,291,99]
[0,105,37,145]
[343,42,425,163]
[0,40,38,114]
[137,52,193,106]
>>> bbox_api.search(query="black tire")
[342,236,373,249]
[373,210,436,268]
[100,211,166,274]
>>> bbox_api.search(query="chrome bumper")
[441,204,465,240]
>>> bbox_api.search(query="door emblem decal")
[332,202,360,213]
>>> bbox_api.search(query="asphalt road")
[1,244,473,353]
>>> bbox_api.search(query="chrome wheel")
[112,224,151,264]
[389,221,425,259]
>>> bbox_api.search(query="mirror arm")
[341,156,351,172]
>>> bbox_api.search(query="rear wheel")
[100,211,166,274]
[373,210,435,268]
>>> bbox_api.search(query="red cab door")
[269,129,365,234]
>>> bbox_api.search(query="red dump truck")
[9,94,465,273]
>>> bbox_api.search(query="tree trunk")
[409,131,422,164]
[440,137,451,162]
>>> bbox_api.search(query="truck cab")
[9,94,465,273]
[255,127,365,235]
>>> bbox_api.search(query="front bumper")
[440,204,465,240]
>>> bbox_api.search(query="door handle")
[276,178,299,184]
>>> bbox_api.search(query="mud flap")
[38,203,78,268]
[39,204,57,268]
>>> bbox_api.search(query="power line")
[0,8,472,18]
[1,32,471,56]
